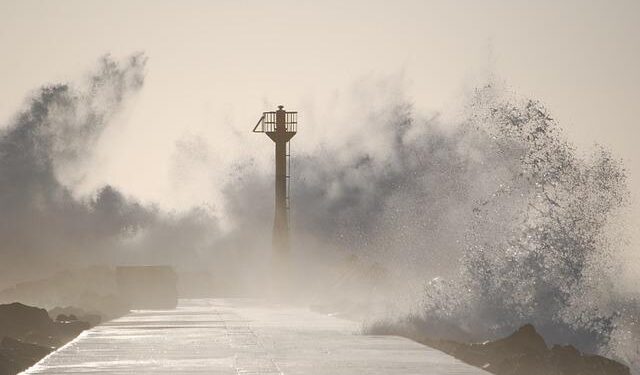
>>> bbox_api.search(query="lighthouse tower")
[253,106,297,264]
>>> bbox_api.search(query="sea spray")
[0,60,637,371]
[419,85,638,369]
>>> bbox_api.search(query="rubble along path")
[23,299,488,374]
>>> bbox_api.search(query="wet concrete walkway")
[24,299,487,374]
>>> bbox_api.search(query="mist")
[218,79,639,368]
[0,55,638,371]
[0,54,223,288]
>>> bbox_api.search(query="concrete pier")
[24,299,488,374]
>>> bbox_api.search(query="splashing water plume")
[0,57,637,372]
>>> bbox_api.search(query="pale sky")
[1,0,639,222]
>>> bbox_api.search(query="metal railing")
[253,111,298,133]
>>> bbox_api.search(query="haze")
[1,2,640,372]
[0,0,638,223]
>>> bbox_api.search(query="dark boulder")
[55,314,68,322]
[0,337,52,375]
[0,303,57,347]
[550,344,630,375]
[438,324,630,375]
[0,302,95,374]
[54,320,90,343]
[49,306,102,327]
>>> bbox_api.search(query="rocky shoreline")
[367,321,630,375]
[0,302,112,375]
